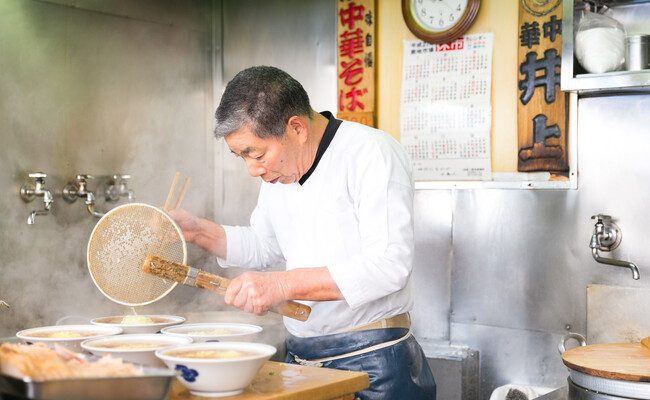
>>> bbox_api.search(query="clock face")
[411,0,469,32]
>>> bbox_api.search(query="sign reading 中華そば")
[337,0,375,127]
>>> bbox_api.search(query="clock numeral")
[457,5,461,11]
[421,8,427,16]
[450,14,455,22]
[439,18,444,27]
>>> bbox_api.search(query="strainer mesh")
[87,203,186,306]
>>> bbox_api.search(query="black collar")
[298,111,342,185]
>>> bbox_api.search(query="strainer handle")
[272,301,311,322]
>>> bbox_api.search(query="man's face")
[225,125,303,184]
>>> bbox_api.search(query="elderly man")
[171,66,436,399]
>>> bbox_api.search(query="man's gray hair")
[214,66,312,139]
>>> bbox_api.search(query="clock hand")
[438,0,459,15]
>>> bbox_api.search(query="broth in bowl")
[165,349,257,359]
[82,334,192,367]
[27,331,102,339]
[16,325,123,352]
[91,341,173,350]
[161,323,262,343]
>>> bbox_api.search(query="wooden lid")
[562,342,650,382]
[642,336,650,351]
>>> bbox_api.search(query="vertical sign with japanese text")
[337,0,375,127]
[517,0,569,173]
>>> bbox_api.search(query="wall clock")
[402,0,481,44]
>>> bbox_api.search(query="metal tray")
[0,367,174,400]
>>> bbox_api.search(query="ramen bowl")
[16,324,122,352]
[156,342,276,397]
[161,323,262,343]
[81,334,192,367]
[91,315,185,334]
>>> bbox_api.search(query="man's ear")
[287,116,309,144]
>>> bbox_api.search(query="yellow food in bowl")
[166,349,256,359]
[120,315,155,325]
[184,329,237,336]
[29,331,99,339]
[92,342,173,350]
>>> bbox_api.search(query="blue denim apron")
[285,328,436,400]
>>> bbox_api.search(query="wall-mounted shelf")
[561,0,650,94]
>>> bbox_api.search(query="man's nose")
[245,159,266,177]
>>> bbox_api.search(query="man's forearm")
[282,267,343,301]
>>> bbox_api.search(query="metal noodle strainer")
[87,202,187,306]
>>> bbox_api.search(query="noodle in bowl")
[90,315,185,334]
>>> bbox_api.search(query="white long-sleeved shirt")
[219,114,415,337]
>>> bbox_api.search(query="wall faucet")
[104,174,135,202]
[589,214,640,280]
[62,174,104,218]
[20,172,54,225]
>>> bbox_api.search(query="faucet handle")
[105,174,134,202]
[591,214,612,223]
[75,174,94,182]
[28,172,47,181]
[21,172,49,202]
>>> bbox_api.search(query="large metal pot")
[559,333,650,399]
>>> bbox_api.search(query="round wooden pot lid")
[562,341,650,382]
[642,336,650,350]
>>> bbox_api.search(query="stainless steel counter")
[537,386,568,400]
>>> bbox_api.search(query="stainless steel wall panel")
[36,0,207,30]
[0,0,216,336]
[587,284,650,344]
[411,190,453,341]
[576,96,650,284]
[450,189,584,335]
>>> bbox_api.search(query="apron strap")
[293,330,413,367]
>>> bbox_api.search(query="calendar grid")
[400,34,494,181]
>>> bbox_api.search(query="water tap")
[589,214,640,280]
[62,174,104,217]
[20,172,54,225]
[104,174,135,202]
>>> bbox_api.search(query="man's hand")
[167,209,203,244]
[223,268,344,315]
[224,271,290,315]
[166,209,227,258]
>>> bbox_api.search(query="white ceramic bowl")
[81,333,193,367]
[156,342,276,397]
[91,315,185,334]
[16,324,123,352]
[161,323,262,343]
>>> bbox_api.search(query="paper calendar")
[400,33,494,181]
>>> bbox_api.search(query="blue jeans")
[285,328,436,400]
